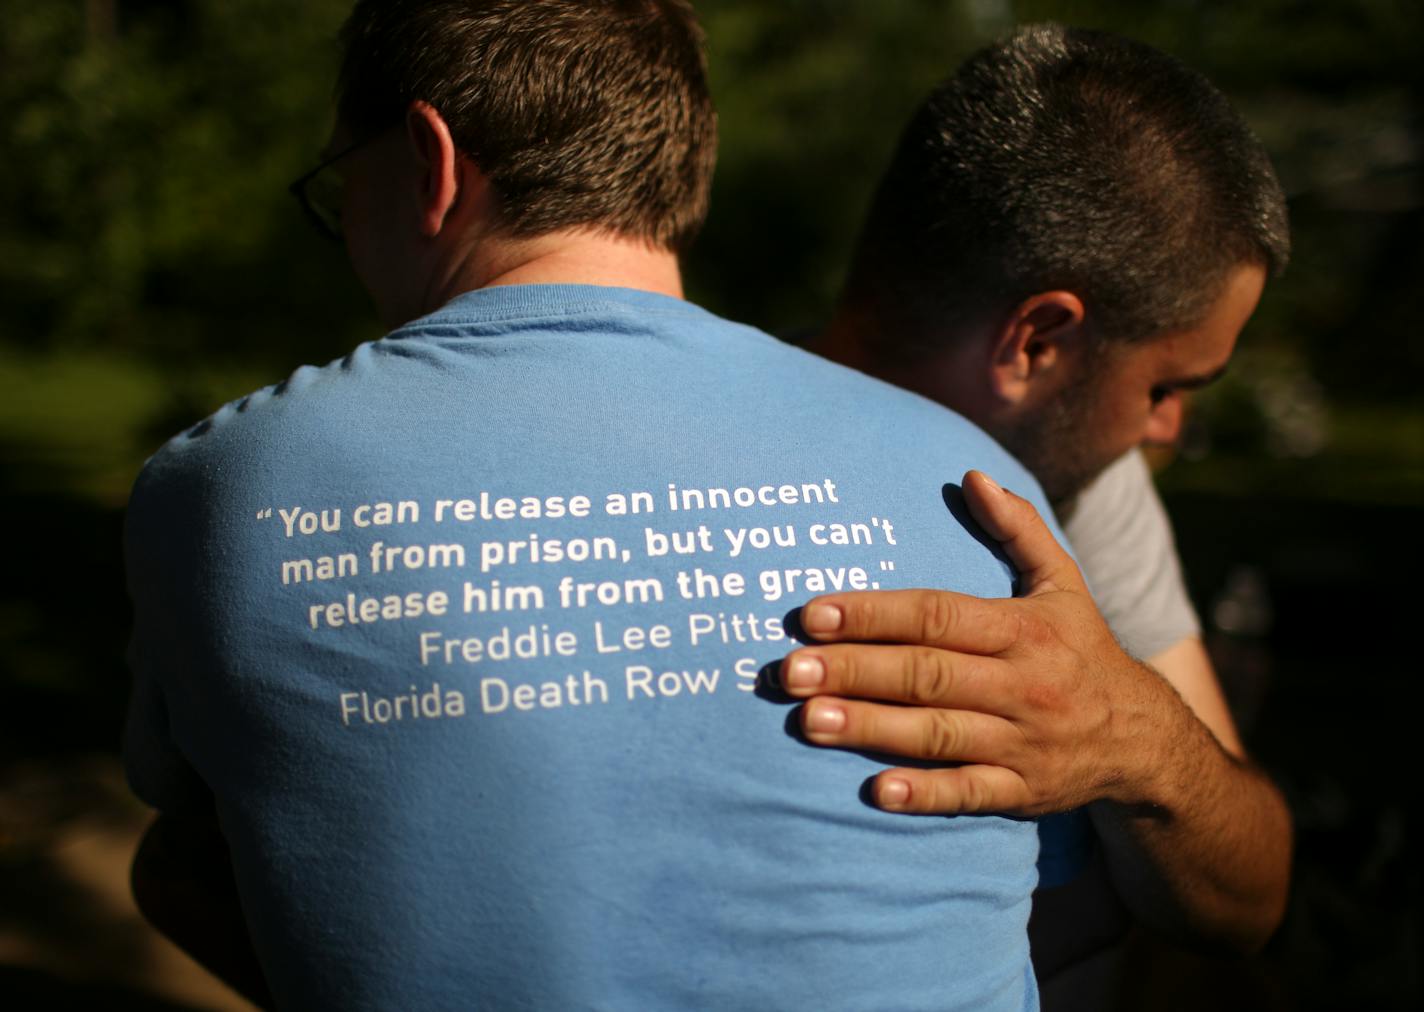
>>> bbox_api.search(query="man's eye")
[1149,385,1171,405]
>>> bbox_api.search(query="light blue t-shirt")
[125,284,1068,1010]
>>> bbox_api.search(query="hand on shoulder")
[775,470,1188,815]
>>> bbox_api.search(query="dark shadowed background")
[1,1,1419,1008]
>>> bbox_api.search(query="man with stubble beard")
[781,24,1293,1001]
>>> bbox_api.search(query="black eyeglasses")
[288,134,375,241]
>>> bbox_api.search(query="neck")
[817,305,945,399]
[817,305,996,425]
[420,230,684,317]
[811,308,874,374]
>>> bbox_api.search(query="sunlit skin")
[997,262,1267,503]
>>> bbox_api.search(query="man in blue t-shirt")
[124,3,1066,1009]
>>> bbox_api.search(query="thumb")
[962,470,1088,597]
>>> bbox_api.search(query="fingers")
[870,765,1035,815]
[798,588,1022,655]
[798,697,1023,766]
[961,470,1089,597]
[780,644,1017,717]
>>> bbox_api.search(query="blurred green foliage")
[0,0,1420,506]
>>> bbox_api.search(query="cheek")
[339,178,365,256]
[341,184,388,281]
[343,227,378,292]
[341,208,393,318]
[1143,395,1185,444]
[1089,394,1156,457]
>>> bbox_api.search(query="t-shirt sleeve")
[121,463,212,814]
[1060,450,1201,661]
[123,640,210,812]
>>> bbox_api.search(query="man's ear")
[986,291,1088,405]
[404,100,470,238]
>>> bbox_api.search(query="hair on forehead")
[336,0,717,252]
[844,22,1289,358]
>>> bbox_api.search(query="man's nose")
[1143,395,1184,445]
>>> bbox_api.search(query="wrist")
[1099,659,1202,810]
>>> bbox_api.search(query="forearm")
[1090,674,1292,953]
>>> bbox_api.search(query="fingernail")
[782,655,825,689]
[879,778,911,807]
[801,603,843,634]
[977,471,1004,494]
[805,703,846,734]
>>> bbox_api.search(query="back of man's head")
[841,23,1289,360]
[336,0,716,253]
